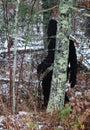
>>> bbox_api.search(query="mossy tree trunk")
[47,0,73,113]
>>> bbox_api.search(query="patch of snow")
[0,116,6,130]
[69,97,74,101]
[75,30,85,35]
[18,111,29,116]
[0,84,9,96]
[75,91,82,96]
[38,124,43,129]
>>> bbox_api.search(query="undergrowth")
[1,100,90,130]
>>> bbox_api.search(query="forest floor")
[0,50,90,130]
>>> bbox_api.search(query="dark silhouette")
[67,40,77,88]
[37,9,77,107]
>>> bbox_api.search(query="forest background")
[0,0,90,130]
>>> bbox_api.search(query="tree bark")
[12,0,20,115]
[47,0,73,113]
[86,10,90,37]
[42,0,51,50]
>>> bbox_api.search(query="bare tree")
[12,0,20,115]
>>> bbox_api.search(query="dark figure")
[37,9,77,107]
[67,40,77,88]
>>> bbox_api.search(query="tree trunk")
[86,10,90,37]
[12,0,20,115]
[42,0,51,50]
[42,0,59,49]
[47,0,73,113]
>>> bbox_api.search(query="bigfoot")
[37,9,77,107]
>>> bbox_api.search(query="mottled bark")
[86,10,90,37]
[12,0,20,115]
[47,0,73,113]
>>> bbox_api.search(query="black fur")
[37,19,77,107]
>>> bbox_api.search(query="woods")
[0,0,90,129]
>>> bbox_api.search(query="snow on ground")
[0,21,90,129]
[0,116,5,130]
[0,35,90,65]
[70,34,90,69]
[0,111,31,130]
